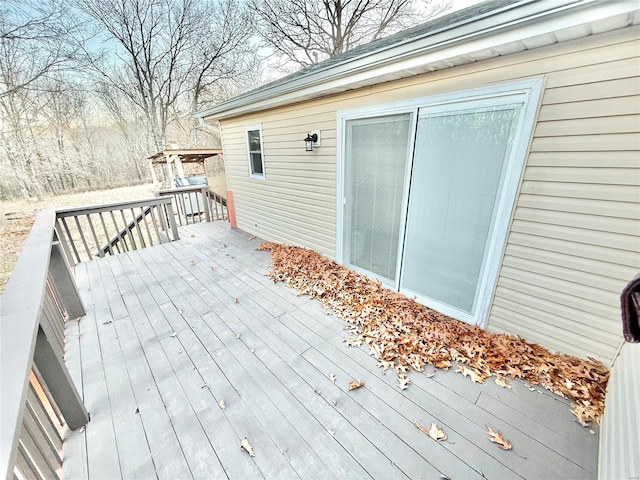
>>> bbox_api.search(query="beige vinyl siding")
[487,26,640,363]
[598,342,640,480]
[222,111,338,255]
[219,25,639,363]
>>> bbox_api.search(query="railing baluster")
[98,213,114,256]
[165,202,179,241]
[149,206,162,244]
[177,195,185,226]
[130,208,146,248]
[120,210,137,251]
[54,220,76,266]
[158,204,170,242]
[60,217,80,264]
[85,214,103,258]
[109,211,124,252]
[213,193,220,220]
[141,207,153,247]
[73,216,92,261]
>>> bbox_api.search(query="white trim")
[245,124,266,180]
[336,78,544,327]
[474,78,543,327]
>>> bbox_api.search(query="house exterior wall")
[219,25,639,365]
[598,342,640,480]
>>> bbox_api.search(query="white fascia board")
[198,0,637,121]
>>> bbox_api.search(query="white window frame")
[336,78,544,328]
[245,124,265,179]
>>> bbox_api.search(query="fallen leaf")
[191,234,195,238]
[425,371,435,378]
[78,426,86,433]
[190,259,196,265]
[344,337,361,347]
[397,376,410,391]
[495,376,512,389]
[250,348,255,353]
[170,332,177,337]
[376,360,394,371]
[348,380,364,391]
[327,429,335,437]
[211,266,216,271]
[428,423,447,442]
[218,400,226,410]
[416,422,447,443]
[240,437,255,456]
[329,372,336,383]
[234,297,239,303]
[248,235,256,241]
[235,332,241,339]
[487,426,512,450]
[455,365,486,384]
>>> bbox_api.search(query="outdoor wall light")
[304,131,320,151]
[304,133,317,151]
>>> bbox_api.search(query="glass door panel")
[400,105,521,318]
[345,114,412,285]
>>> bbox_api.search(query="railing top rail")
[0,210,55,479]
[154,185,210,195]
[55,196,173,218]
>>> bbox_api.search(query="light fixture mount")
[304,131,320,151]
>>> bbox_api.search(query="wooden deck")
[62,221,598,480]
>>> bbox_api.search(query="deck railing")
[54,197,180,265]
[1,211,89,480]
[154,186,228,226]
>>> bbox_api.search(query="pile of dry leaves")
[258,242,609,426]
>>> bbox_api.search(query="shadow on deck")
[62,221,598,480]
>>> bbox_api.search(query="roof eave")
[194,0,635,121]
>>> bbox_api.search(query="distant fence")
[1,211,89,480]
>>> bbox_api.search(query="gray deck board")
[62,221,599,480]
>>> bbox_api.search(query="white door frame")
[336,78,543,327]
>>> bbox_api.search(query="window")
[246,125,265,178]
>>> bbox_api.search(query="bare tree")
[0,0,82,198]
[0,0,79,98]
[249,0,452,69]
[75,0,258,152]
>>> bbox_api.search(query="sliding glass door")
[339,81,539,326]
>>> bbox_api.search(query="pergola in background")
[148,148,223,187]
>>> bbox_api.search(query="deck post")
[33,327,89,430]
[227,190,237,228]
[201,187,212,222]
[49,241,85,320]
[165,202,180,241]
